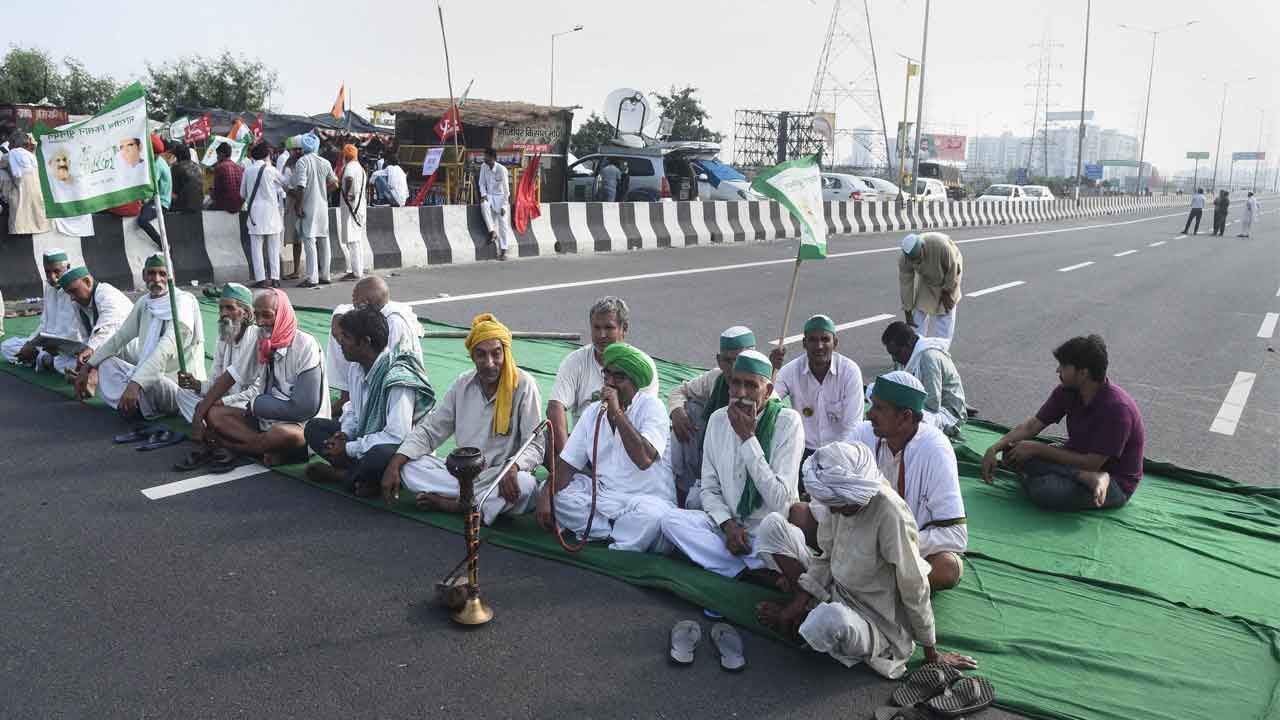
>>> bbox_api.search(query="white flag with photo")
[750,154,827,260]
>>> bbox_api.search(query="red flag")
[434,104,462,142]
[331,85,345,120]
[514,154,542,234]
[183,113,211,144]
[250,113,264,142]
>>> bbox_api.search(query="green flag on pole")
[750,154,827,260]
[33,82,154,218]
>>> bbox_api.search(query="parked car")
[567,140,723,202]
[862,176,902,199]
[913,177,948,201]
[1021,185,1056,201]
[692,158,763,201]
[977,183,1026,201]
[821,173,879,202]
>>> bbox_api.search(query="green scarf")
[701,372,730,424]
[735,398,783,520]
[356,350,436,439]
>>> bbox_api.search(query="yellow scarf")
[464,313,518,435]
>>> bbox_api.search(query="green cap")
[803,314,836,335]
[871,370,927,413]
[57,266,89,289]
[219,282,254,308]
[42,249,69,264]
[601,342,654,389]
[733,349,773,380]
[144,253,167,270]
[719,325,756,352]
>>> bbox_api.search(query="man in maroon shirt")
[980,334,1145,510]
[211,142,244,213]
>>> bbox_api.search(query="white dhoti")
[912,306,957,349]
[163,380,252,424]
[482,196,511,252]
[798,601,875,669]
[401,455,537,526]
[2,336,79,374]
[552,474,674,552]
[96,357,178,419]
[661,509,809,578]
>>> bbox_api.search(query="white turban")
[901,233,922,256]
[802,441,886,507]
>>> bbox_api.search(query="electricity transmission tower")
[808,0,891,170]
[1025,26,1063,176]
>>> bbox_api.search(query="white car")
[977,183,1026,201]
[821,173,879,202]
[1021,185,1056,201]
[912,177,947,201]
[863,176,902,199]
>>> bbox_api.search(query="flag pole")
[437,1,460,201]
[151,192,187,375]
[774,257,802,380]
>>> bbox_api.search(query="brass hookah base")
[441,447,493,626]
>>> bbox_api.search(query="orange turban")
[342,144,358,162]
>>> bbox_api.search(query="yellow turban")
[464,313,518,435]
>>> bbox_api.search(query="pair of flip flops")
[114,424,188,452]
[881,663,995,718]
[174,447,238,473]
[669,620,745,671]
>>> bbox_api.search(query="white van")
[913,177,947,201]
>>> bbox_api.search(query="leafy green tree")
[145,52,279,119]
[0,47,63,106]
[61,58,119,115]
[570,112,616,156]
[653,85,721,143]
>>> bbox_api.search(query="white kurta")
[849,422,967,557]
[89,290,206,418]
[555,393,676,552]
[73,281,132,356]
[549,344,660,426]
[774,352,864,450]
[170,326,263,423]
[241,160,285,235]
[478,162,512,251]
[1241,196,1259,234]
[339,161,368,276]
[2,280,86,373]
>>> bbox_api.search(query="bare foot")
[1088,472,1111,507]
[262,452,281,467]
[415,492,461,512]
[755,601,783,631]
[304,463,344,484]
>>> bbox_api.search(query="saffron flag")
[228,117,252,143]
[514,154,542,234]
[750,154,826,260]
[434,104,462,142]
[331,85,345,120]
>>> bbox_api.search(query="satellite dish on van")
[604,88,651,136]
[612,133,645,149]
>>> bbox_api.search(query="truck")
[917,161,965,200]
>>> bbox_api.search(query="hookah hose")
[546,404,607,553]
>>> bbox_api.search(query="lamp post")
[1118,20,1197,195]
[1252,108,1265,191]
[549,25,584,106]
[1209,75,1256,191]
[908,0,932,200]
[1074,0,1092,204]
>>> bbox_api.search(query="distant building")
[965,123,1138,181]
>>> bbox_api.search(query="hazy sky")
[13,0,1278,175]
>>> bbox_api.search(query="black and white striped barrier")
[0,195,1181,299]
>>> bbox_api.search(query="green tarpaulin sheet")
[4,300,1278,720]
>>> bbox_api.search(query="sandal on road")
[925,676,995,718]
[710,623,746,672]
[136,430,187,452]
[874,708,934,720]
[207,448,239,474]
[114,424,163,444]
[891,662,963,707]
[669,620,701,665]
[174,447,214,471]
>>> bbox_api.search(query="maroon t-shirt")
[211,159,244,213]
[1035,380,1146,496]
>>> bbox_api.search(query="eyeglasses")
[601,369,630,384]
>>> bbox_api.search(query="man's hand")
[980,447,1001,484]
[535,487,555,531]
[498,465,521,504]
[119,381,143,415]
[721,519,751,556]
[381,457,406,507]
[941,294,956,312]
[16,342,38,365]
[76,347,93,366]
[76,366,98,400]
[1005,440,1042,465]
[768,346,786,371]
[177,371,201,392]
[600,385,622,419]
[924,645,978,670]
[324,432,348,460]
[727,401,757,442]
[670,407,695,443]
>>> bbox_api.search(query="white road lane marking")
[141,464,270,500]
[1276,286,1280,297]
[1148,241,1166,247]
[1057,261,1094,272]
[1209,372,1257,436]
[966,281,1026,297]
[1174,234,1187,239]
[1113,250,1138,257]
[406,210,1188,307]
[775,313,896,346]
[1259,312,1279,339]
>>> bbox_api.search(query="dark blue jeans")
[1019,458,1129,511]
[303,418,398,490]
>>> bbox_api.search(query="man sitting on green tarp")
[2,250,84,377]
[879,320,967,437]
[666,325,757,509]
[304,308,434,496]
[755,441,976,679]
[981,334,1145,511]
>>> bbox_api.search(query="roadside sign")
[1084,164,1103,180]
[1186,151,1210,160]
[1232,151,1265,161]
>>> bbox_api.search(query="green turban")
[719,325,756,352]
[219,282,253,309]
[872,370,927,413]
[144,253,167,269]
[42,248,69,265]
[57,266,89,289]
[803,314,836,335]
[601,342,653,389]
[732,349,773,380]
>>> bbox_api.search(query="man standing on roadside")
[290,133,339,288]
[478,148,512,261]
[1182,188,1205,235]
[899,232,962,347]
[1212,190,1230,236]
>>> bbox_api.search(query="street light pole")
[549,25,584,106]
[908,0,932,199]
[1074,0,1092,204]
[1252,109,1264,191]
[1209,75,1256,190]
[1118,20,1197,195]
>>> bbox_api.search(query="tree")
[145,52,279,119]
[61,58,119,115]
[570,112,616,157]
[653,85,721,143]
[0,47,63,106]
